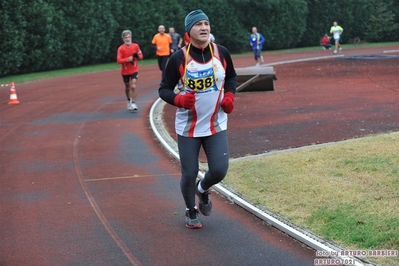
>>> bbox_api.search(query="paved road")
[1,63,315,265]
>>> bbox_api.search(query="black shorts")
[122,72,139,83]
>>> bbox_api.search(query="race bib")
[185,76,215,91]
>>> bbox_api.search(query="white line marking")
[73,106,142,266]
[383,50,399,53]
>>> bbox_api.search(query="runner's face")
[190,20,210,44]
[123,34,132,45]
[158,26,165,33]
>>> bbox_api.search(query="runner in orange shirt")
[151,25,172,76]
[117,30,143,111]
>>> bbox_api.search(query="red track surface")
[164,47,399,159]
[1,46,398,265]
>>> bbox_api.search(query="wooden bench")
[235,66,277,92]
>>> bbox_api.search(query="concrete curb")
[148,53,389,266]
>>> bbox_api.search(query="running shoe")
[196,180,212,216]
[333,50,337,54]
[127,100,133,110]
[131,102,138,111]
[185,208,202,229]
[260,55,264,63]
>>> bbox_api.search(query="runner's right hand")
[174,91,195,109]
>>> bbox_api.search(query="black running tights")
[177,131,229,209]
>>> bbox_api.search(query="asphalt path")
[1,61,315,265]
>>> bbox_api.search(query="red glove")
[174,91,196,109]
[221,92,235,114]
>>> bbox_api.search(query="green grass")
[308,204,399,249]
[225,133,399,265]
[0,59,157,85]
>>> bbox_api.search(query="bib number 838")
[185,77,214,91]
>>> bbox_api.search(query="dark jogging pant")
[177,131,229,209]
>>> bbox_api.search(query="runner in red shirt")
[320,34,332,50]
[117,30,143,111]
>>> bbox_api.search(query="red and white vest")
[176,43,228,137]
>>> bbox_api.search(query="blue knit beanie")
[185,9,209,36]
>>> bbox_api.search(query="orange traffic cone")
[8,82,20,105]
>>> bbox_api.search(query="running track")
[1,46,398,266]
